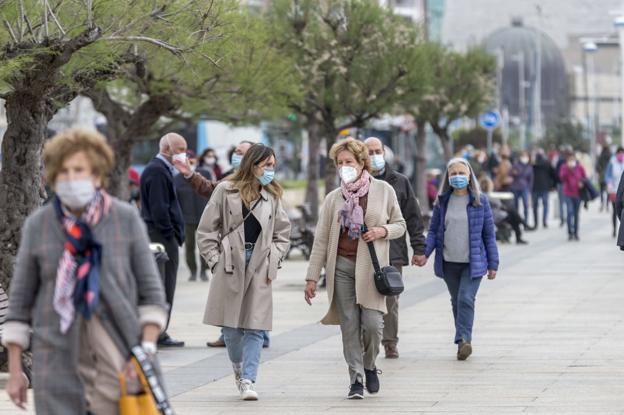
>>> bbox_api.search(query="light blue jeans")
[222,247,266,382]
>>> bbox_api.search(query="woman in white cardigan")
[304,138,406,399]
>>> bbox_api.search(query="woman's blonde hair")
[328,137,371,172]
[43,128,115,187]
[228,143,283,207]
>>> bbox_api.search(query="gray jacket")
[3,198,168,414]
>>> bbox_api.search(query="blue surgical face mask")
[449,174,469,189]
[231,153,243,169]
[257,168,275,186]
[370,154,385,172]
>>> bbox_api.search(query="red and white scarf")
[339,170,370,239]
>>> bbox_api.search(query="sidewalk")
[1,204,623,414]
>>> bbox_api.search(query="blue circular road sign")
[480,111,501,129]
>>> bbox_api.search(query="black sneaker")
[457,340,472,361]
[364,368,381,394]
[348,381,364,399]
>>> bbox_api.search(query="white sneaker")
[238,379,258,401]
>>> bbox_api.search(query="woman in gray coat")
[197,143,291,401]
[3,129,168,414]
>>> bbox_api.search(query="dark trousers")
[442,262,482,344]
[532,190,549,227]
[184,223,208,276]
[148,229,179,337]
[565,196,581,237]
[382,264,402,346]
[513,189,529,222]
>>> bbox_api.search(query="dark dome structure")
[483,17,569,131]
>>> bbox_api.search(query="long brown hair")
[228,143,284,207]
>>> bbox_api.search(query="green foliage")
[452,126,502,149]
[267,0,421,130]
[542,120,589,152]
[404,43,496,130]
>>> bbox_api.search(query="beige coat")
[197,181,291,330]
[305,177,406,325]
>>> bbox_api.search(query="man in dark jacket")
[532,149,557,228]
[365,137,426,359]
[616,170,624,250]
[174,156,212,282]
[140,133,187,347]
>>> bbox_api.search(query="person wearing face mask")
[364,137,426,359]
[531,148,557,229]
[559,153,587,241]
[3,129,169,413]
[304,138,406,399]
[510,151,534,224]
[197,144,290,401]
[425,158,499,360]
[140,132,188,347]
[172,140,255,201]
[605,147,624,237]
[198,147,223,181]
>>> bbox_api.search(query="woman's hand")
[487,270,497,280]
[362,226,387,243]
[7,371,28,410]
[123,359,139,382]
[411,255,427,267]
[304,281,317,305]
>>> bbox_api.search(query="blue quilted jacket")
[425,191,499,278]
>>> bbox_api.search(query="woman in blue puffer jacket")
[424,157,499,360]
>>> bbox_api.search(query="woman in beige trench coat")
[304,138,406,399]
[197,143,290,401]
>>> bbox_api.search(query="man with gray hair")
[364,137,426,359]
[140,132,188,347]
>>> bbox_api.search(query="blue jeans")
[513,189,529,222]
[565,196,581,236]
[442,262,482,344]
[222,327,264,382]
[532,191,550,227]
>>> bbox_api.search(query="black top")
[243,203,262,244]
[174,168,212,225]
[374,167,426,264]
[140,157,185,245]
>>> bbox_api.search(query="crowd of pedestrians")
[6,127,624,411]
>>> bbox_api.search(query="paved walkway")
[1,204,623,414]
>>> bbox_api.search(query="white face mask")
[339,166,358,184]
[520,157,529,164]
[172,152,187,164]
[204,156,216,166]
[55,179,96,209]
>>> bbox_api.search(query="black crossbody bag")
[362,225,404,296]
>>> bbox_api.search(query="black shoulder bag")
[362,225,404,296]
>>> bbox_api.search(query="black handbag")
[362,225,404,296]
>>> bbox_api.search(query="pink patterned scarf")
[339,170,371,239]
[53,190,111,334]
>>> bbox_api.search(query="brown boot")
[206,338,226,348]
[384,344,399,359]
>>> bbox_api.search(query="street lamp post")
[614,16,624,146]
[583,41,598,171]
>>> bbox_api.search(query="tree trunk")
[323,125,338,195]
[304,116,321,223]
[108,134,134,200]
[431,123,453,161]
[413,121,429,213]
[0,94,53,290]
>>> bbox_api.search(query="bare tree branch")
[46,0,66,36]
[103,36,184,56]
[3,20,18,43]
